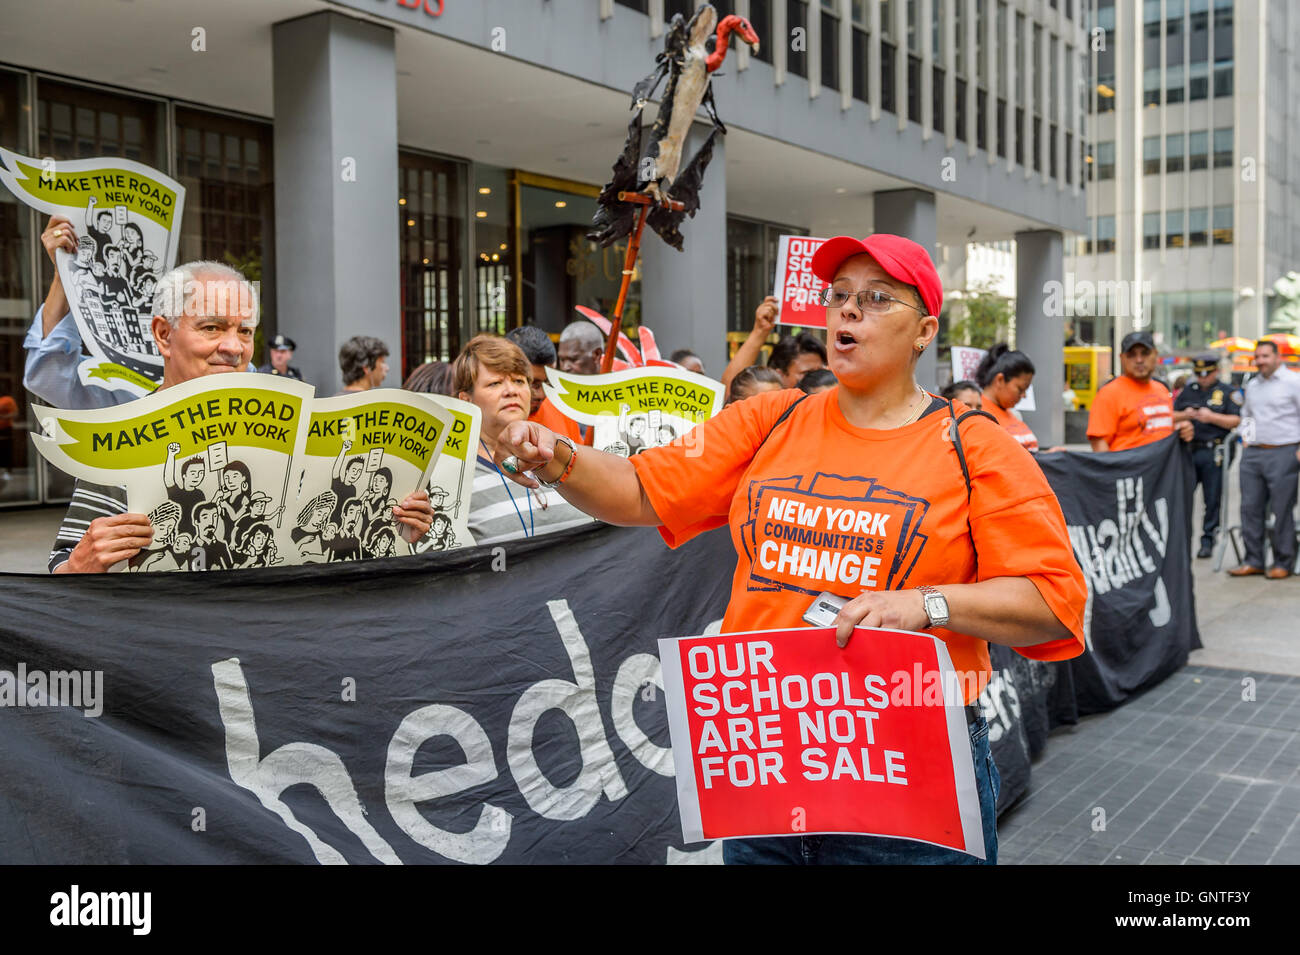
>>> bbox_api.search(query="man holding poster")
[47,261,434,573]
[492,233,1087,864]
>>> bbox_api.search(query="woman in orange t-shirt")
[975,343,1039,452]
[490,234,1086,866]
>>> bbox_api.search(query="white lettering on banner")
[505,599,629,819]
[611,654,674,776]
[385,704,512,865]
[211,658,403,865]
[1066,476,1172,629]
[211,600,678,863]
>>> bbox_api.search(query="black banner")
[0,525,733,864]
[1037,436,1202,715]
[0,437,1201,861]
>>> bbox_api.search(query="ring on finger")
[501,455,520,474]
[52,229,63,237]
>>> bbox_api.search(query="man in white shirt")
[1229,340,1300,579]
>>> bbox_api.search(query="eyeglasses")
[818,287,927,315]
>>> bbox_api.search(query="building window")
[852,22,869,102]
[400,152,467,369]
[174,107,276,346]
[1096,214,1116,253]
[1188,207,1208,246]
[955,77,967,141]
[821,5,840,90]
[1214,63,1233,97]
[996,98,1007,158]
[1144,211,1162,249]
[1213,127,1233,167]
[1095,140,1115,179]
[933,67,945,133]
[1212,204,1233,244]
[788,1,809,78]
[1166,133,1184,172]
[1065,130,1073,183]
[1015,107,1024,165]
[1143,135,1161,175]
[881,40,897,113]
[751,0,773,64]
[1143,67,1160,106]
[614,0,648,11]
[0,69,37,507]
[1167,209,1185,247]
[977,90,988,152]
[1189,60,1209,100]
[1166,63,1185,103]
[1188,130,1209,170]
[726,216,807,334]
[907,55,922,123]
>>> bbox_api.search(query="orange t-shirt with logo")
[1086,376,1174,451]
[980,392,1038,452]
[531,396,587,445]
[631,389,1087,703]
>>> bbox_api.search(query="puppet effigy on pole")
[587,3,759,373]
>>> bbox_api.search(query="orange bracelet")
[538,435,577,488]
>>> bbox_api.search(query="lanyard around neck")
[480,440,534,537]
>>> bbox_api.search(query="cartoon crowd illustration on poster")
[0,148,185,396]
[543,365,724,457]
[296,390,453,563]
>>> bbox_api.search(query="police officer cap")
[270,334,297,351]
[1192,353,1220,372]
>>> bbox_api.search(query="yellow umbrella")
[1208,336,1256,352]
[1259,333,1300,355]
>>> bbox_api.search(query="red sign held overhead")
[658,625,986,857]
[772,235,829,328]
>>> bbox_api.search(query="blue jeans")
[723,715,1001,865]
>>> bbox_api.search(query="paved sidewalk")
[998,666,1300,864]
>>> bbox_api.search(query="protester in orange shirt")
[975,344,1038,452]
[491,233,1086,867]
[1087,331,1194,451]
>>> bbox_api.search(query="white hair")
[559,320,602,349]
[152,260,260,327]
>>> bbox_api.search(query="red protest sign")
[772,235,829,328]
[658,626,985,858]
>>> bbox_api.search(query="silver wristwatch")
[917,585,950,628]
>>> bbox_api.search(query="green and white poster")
[0,148,186,397]
[32,373,312,571]
[542,366,724,456]
[416,394,481,552]
[297,389,453,563]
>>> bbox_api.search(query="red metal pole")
[599,191,686,375]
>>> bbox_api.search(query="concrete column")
[1015,229,1064,448]
[639,122,727,377]
[272,12,400,394]
[873,188,938,389]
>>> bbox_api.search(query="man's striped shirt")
[49,481,128,572]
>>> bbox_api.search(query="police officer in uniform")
[1173,354,1242,557]
[266,334,303,381]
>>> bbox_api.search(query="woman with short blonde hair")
[457,335,592,545]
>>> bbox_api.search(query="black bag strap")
[947,399,997,503]
[946,398,997,576]
[758,394,808,449]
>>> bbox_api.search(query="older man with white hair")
[25,214,265,409]
[44,256,433,573]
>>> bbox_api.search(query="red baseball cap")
[811,234,943,317]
